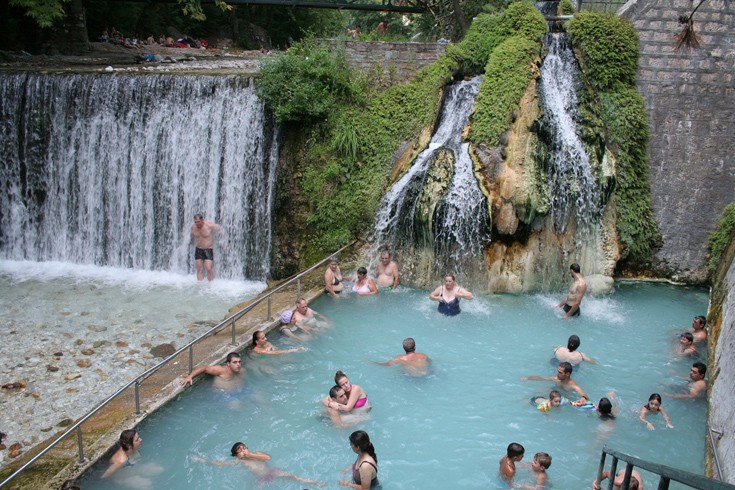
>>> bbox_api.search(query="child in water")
[572,391,617,420]
[533,390,568,412]
[639,393,673,430]
[529,452,552,489]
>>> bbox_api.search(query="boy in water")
[529,452,552,489]
[534,390,568,412]
[500,442,525,483]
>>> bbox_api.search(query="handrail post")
[620,463,634,489]
[297,278,301,299]
[231,318,236,345]
[76,427,86,464]
[596,448,607,489]
[658,475,671,490]
[607,457,618,490]
[267,296,272,320]
[188,346,194,373]
[134,381,141,415]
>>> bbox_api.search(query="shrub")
[256,40,364,122]
[708,203,735,277]
[567,12,640,92]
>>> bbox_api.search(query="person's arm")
[360,278,378,296]
[373,356,400,367]
[180,365,220,386]
[209,221,221,233]
[571,381,589,401]
[256,345,305,355]
[608,391,618,417]
[100,455,125,479]
[457,287,474,300]
[665,383,704,399]
[563,284,586,319]
[333,386,365,411]
[429,287,443,302]
[325,270,337,297]
[639,406,655,430]
[660,407,674,428]
[521,375,553,381]
[580,352,596,364]
[591,470,610,490]
[243,449,271,461]
[392,264,400,289]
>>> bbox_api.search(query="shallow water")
[79,282,709,489]
[0,260,264,455]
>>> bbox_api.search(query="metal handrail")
[597,445,735,490]
[708,426,725,481]
[0,241,356,488]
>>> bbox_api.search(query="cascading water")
[0,73,278,281]
[371,77,489,280]
[538,32,603,233]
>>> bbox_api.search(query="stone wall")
[620,0,735,281]
[706,226,735,483]
[326,40,447,82]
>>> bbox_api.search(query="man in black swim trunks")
[191,213,221,281]
[557,263,586,319]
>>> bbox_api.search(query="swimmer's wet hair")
[680,332,694,343]
[226,352,241,363]
[534,452,552,469]
[549,390,562,400]
[598,397,613,415]
[693,361,706,376]
[507,442,525,458]
[570,263,581,273]
[694,315,706,326]
[403,338,416,353]
[558,362,573,374]
[567,335,581,351]
[231,442,246,456]
[119,429,137,451]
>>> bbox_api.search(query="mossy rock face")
[415,148,455,247]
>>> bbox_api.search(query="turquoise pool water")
[79,282,709,489]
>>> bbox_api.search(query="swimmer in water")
[327,371,371,412]
[557,263,586,319]
[691,315,707,343]
[339,430,379,489]
[499,442,525,484]
[573,391,618,420]
[429,274,473,316]
[532,390,568,412]
[592,468,644,490]
[251,331,305,355]
[553,334,595,367]
[664,362,708,399]
[325,257,345,297]
[676,332,698,357]
[375,250,400,291]
[293,297,331,329]
[373,337,430,377]
[351,267,379,296]
[180,352,243,390]
[101,429,142,479]
[639,393,673,430]
[194,442,326,486]
[522,362,589,404]
[323,385,370,428]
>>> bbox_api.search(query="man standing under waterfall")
[557,263,586,319]
[191,213,221,281]
[376,250,400,291]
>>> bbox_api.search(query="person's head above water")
[597,397,613,416]
[231,442,248,456]
[349,430,377,462]
[357,267,368,277]
[403,338,416,353]
[567,335,581,352]
[691,362,706,379]
[557,362,573,378]
[570,263,581,274]
[507,442,525,459]
[119,429,140,451]
[549,390,562,407]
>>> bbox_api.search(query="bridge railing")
[596,445,735,490]
[0,241,356,488]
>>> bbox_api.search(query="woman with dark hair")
[351,267,378,296]
[327,371,370,412]
[251,330,305,355]
[339,430,379,489]
[101,429,142,478]
[639,393,674,430]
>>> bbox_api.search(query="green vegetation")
[260,2,546,260]
[256,41,364,122]
[470,36,541,146]
[558,0,576,15]
[708,203,735,277]
[568,12,661,262]
[566,12,640,92]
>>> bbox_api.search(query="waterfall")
[0,73,278,281]
[371,77,489,280]
[538,33,603,233]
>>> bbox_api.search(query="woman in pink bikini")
[327,370,371,412]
